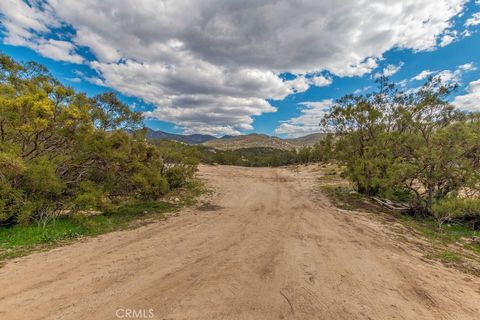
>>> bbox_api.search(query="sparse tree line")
[0,55,195,226]
[153,140,329,167]
[318,77,480,228]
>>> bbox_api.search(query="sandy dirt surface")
[0,165,479,320]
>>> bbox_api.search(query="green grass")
[428,250,463,263]
[0,179,205,264]
[399,215,480,249]
[0,201,175,263]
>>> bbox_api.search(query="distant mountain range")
[285,133,326,146]
[146,128,217,144]
[202,133,295,150]
[146,129,325,150]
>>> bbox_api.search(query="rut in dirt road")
[0,165,479,320]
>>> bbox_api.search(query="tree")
[91,92,143,131]
[0,54,196,226]
[321,76,480,215]
[321,77,402,195]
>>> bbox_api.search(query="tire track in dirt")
[0,165,479,319]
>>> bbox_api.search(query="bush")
[0,54,197,226]
[432,197,480,228]
[131,168,170,200]
[165,166,191,189]
[0,181,23,226]
[321,76,480,216]
[72,181,106,210]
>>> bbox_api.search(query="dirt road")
[0,165,479,319]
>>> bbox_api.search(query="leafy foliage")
[0,54,195,226]
[321,76,480,225]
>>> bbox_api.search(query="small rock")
[143,210,148,214]
[174,197,180,202]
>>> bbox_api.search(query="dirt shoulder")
[0,165,479,319]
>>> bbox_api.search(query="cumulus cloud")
[35,39,84,63]
[465,12,480,26]
[439,34,455,47]
[311,75,333,87]
[412,70,436,81]
[48,0,465,71]
[411,63,475,84]
[0,0,468,134]
[144,95,276,136]
[435,63,477,85]
[453,79,480,111]
[0,0,83,63]
[275,100,333,138]
[353,85,373,94]
[458,63,477,72]
[376,62,404,78]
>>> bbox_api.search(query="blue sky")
[1,0,479,137]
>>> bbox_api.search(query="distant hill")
[145,129,326,150]
[202,133,296,150]
[285,133,326,146]
[146,128,217,144]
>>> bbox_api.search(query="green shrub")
[0,181,23,225]
[165,166,190,189]
[432,197,480,219]
[72,181,106,210]
[0,54,198,227]
[21,157,64,196]
[131,168,170,200]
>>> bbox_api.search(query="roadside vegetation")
[0,54,201,262]
[316,77,480,269]
[319,76,480,227]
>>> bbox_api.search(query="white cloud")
[284,75,311,94]
[331,58,379,78]
[47,0,465,71]
[457,62,477,72]
[310,75,333,87]
[275,100,333,138]
[0,0,83,63]
[439,34,455,47]
[0,0,57,37]
[376,62,404,78]
[65,77,81,83]
[436,69,462,84]
[0,0,469,134]
[35,39,84,64]
[453,79,480,111]
[435,62,477,85]
[411,63,475,84]
[465,12,480,26]
[353,85,373,94]
[412,70,436,81]
[144,95,276,136]
[438,28,461,47]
